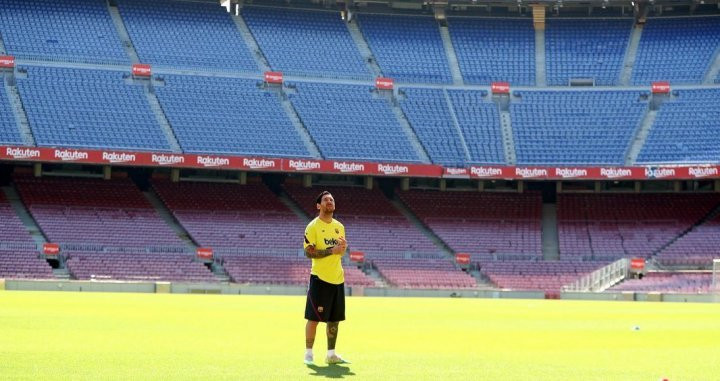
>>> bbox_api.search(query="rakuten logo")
[555,168,588,178]
[102,152,136,163]
[688,167,718,178]
[378,164,409,175]
[600,168,632,179]
[289,160,320,171]
[6,147,40,159]
[515,168,547,178]
[645,167,676,179]
[445,168,469,176]
[54,149,88,161]
[243,158,275,169]
[198,156,230,167]
[151,154,184,166]
[470,167,502,177]
[333,161,365,173]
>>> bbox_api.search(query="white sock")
[327,349,336,357]
[305,349,313,356]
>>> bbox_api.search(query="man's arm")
[304,245,334,259]
[304,243,345,259]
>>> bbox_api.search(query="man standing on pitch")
[303,191,350,365]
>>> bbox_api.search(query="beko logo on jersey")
[289,160,320,171]
[333,162,365,173]
[54,149,88,161]
[645,167,675,178]
[6,147,41,159]
[378,164,409,175]
[198,156,230,167]
[555,168,587,178]
[516,168,548,178]
[102,152,136,163]
[470,167,502,177]
[152,154,184,166]
[600,168,632,178]
[688,167,718,178]
[324,238,339,246]
[243,158,275,169]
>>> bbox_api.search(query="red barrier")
[132,64,151,77]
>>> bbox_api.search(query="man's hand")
[331,237,347,255]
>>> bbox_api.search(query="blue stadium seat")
[0,0,129,65]
[16,66,171,151]
[632,17,720,85]
[399,88,467,166]
[546,19,632,86]
[358,14,452,84]
[448,18,535,86]
[0,76,24,145]
[447,90,505,164]
[242,6,371,80]
[117,0,258,71]
[510,91,647,164]
[154,74,310,157]
[637,89,720,163]
[288,82,421,162]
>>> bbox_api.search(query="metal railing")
[562,258,629,292]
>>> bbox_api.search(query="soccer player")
[303,191,350,365]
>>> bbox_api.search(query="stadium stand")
[14,176,186,251]
[0,79,24,145]
[557,193,720,261]
[545,19,632,86]
[398,87,467,167]
[373,257,477,289]
[610,272,713,293]
[242,6,370,79]
[655,213,720,266]
[480,260,601,292]
[397,189,543,262]
[636,89,720,163]
[0,0,129,64]
[151,180,304,253]
[117,0,258,71]
[16,66,172,151]
[153,179,376,286]
[283,184,441,257]
[0,191,54,280]
[288,82,420,162]
[65,252,217,282]
[357,13,452,84]
[446,90,505,164]
[222,255,374,286]
[510,90,647,164]
[631,16,720,85]
[154,74,310,157]
[448,18,535,86]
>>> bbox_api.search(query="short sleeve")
[303,222,315,249]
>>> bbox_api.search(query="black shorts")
[305,275,345,322]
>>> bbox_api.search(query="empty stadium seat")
[117,0,258,71]
[154,74,311,157]
[632,17,720,85]
[242,6,370,79]
[510,90,647,164]
[358,13,452,84]
[0,0,129,64]
[546,19,632,86]
[16,66,172,151]
[449,18,535,85]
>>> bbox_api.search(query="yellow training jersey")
[304,217,345,285]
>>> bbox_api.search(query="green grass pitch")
[1,291,719,380]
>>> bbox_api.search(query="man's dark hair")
[316,191,331,205]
